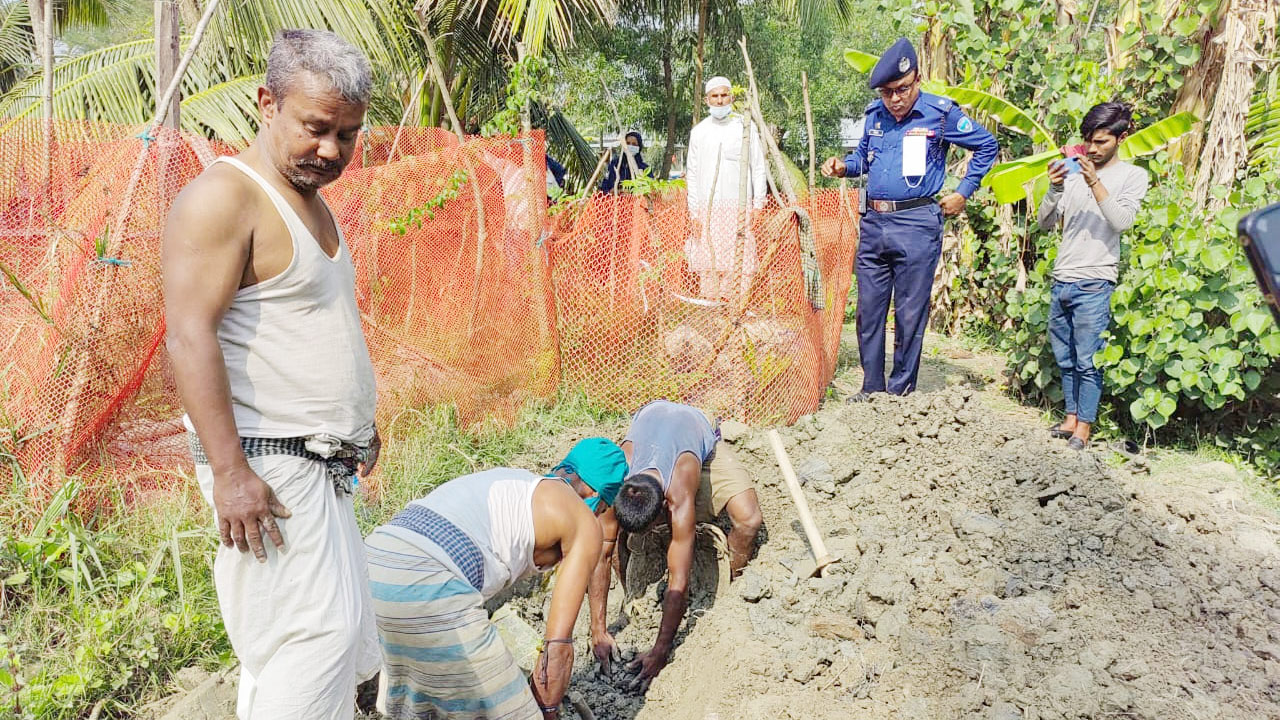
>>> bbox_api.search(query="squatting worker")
[1039,102,1149,450]
[685,75,768,300]
[161,30,379,719]
[589,400,763,688]
[822,38,999,399]
[365,438,628,720]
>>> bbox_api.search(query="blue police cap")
[869,37,918,89]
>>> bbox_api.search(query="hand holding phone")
[1060,157,1081,174]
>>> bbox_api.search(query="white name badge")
[903,134,927,177]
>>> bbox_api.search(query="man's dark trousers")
[855,203,943,395]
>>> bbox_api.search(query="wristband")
[540,703,560,713]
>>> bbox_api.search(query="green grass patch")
[1,392,622,718]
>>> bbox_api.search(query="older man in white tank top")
[162,30,379,720]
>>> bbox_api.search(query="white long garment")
[195,456,380,720]
[684,113,768,273]
[182,156,377,445]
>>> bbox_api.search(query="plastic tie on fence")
[95,256,132,267]
[135,129,157,147]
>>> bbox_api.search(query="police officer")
[822,37,998,399]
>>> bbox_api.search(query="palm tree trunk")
[28,0,52,191]
[660,8,676,180]
[155,0,181,129]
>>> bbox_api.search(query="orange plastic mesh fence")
[0,122,857,510]
[546,190,858,424]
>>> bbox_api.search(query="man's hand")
[592,631,621,677]
[359,427,381,477]
[821,156,846,178]
[1079,155,1099,187]
[626,644,670,691]
[939,192,967,217]
[213,467,291,562]
[1047,159,1068,189]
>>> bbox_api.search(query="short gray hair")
[265,29,372,106]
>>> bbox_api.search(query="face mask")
[553,473,604,511]
[708,104,732,120]
[625,145,640,156]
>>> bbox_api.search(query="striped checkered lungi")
[366,527,540,720]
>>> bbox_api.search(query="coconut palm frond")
[179,74,261,147]
[0,2,35,92]
[0,39,155,132]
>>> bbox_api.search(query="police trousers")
[855,203,943,395]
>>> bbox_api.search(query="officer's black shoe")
[845,391,874,404]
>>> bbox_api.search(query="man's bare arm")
[629,456,699,686]
[531,483,603,716]
[162,170,289,561]
[588,507,621,673]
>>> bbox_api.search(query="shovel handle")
[767,430,831,563]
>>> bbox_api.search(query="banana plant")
[983,111,1199,203]
[1246,94,1280,169]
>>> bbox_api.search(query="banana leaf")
[843,50,878,73]
[1116,111,1197,161]
[921,80,1053,145]
[982,148,1064,204]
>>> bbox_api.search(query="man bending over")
[589,400,763,688]
[366,438,628,720]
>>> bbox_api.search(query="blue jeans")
[1048,279,1114,424]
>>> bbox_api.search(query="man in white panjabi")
[684,75,768,301]
[162,30,380,719]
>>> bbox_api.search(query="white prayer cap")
[704,76,732,94]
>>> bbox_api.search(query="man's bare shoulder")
[166,161,258,238]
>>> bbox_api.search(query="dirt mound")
[551,385,1280,720]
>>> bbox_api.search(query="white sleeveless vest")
[182,156,376,444]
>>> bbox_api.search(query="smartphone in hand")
[1239,201,1280,324]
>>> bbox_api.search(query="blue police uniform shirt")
[843,91,999,202]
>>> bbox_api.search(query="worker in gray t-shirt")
[1038,101,1149,450]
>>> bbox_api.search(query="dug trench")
[507,383,1280,718]
[149,341,1280,720]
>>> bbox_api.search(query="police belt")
[188,434,364,495]
[867,197,936,214]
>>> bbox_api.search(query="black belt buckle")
[871,199,894,213]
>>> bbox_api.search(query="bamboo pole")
[53,0,223,476]
[417,19,490,334]
[802,71,816,197]
[388,70,430,163]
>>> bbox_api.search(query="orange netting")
[0,122,856,509]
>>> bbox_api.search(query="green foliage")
[484,54,552,137]
[387,170,470,234]
[998,164,1280,468]
[619,174,684,197]
[0,480,226,719]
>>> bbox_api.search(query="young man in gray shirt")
[1038,102,1149,449]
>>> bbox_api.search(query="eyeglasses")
[878,79,918,100]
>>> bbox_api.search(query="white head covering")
[704,76,732,94]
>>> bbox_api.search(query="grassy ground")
[0,392,624,720]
